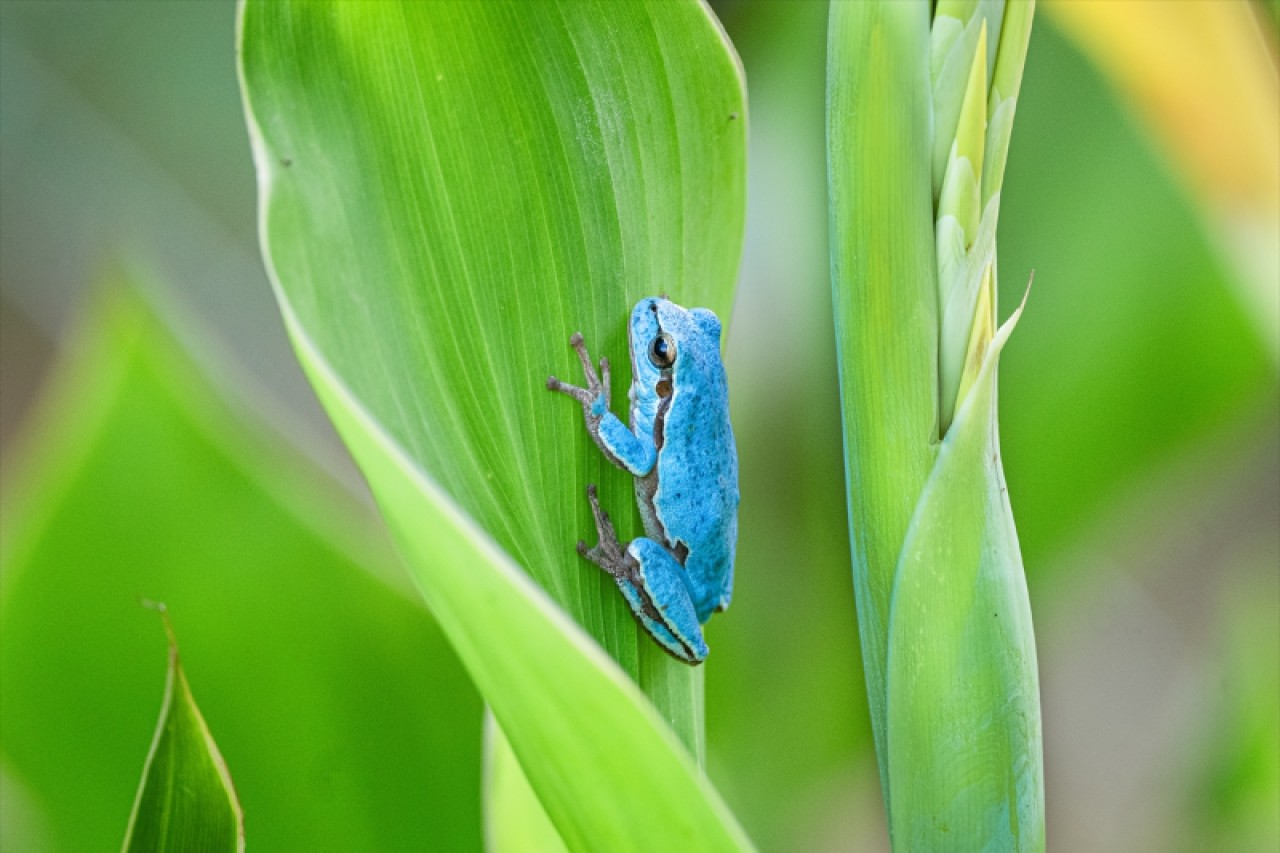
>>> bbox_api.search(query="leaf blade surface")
[239,0,746,745]
[239,1,751,848]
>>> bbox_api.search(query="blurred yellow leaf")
[1047,0,1280,362]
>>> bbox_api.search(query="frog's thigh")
[616,539,708,663]
[596,414,657,476]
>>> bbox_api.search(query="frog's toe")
[569,331,584,347]
[546,375,560,391]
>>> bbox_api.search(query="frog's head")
[627,296,723,413]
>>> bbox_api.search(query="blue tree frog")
[546,297,738,664]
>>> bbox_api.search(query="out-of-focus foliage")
[1180,571,1280,851]
[0,290,482,851]
[995,22,1273,565]
[1047,0,1280,363]
[122,611,244,853]
[0,1,1275,851]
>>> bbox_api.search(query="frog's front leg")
[577,485,709,664]
[547,333,656,476]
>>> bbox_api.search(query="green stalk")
[827,0,939,804]
[828,1,1043,848]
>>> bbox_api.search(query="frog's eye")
[648,333,677,369]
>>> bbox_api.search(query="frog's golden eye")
[648,333,677,369]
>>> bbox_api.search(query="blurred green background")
[1,2,1275,851]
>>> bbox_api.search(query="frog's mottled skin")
[546,297,738,664]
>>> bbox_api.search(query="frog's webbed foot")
[546,332,610,417]
[576,483,629,576]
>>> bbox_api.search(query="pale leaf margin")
[483,714,568,853]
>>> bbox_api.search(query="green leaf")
[983,1,1033,206]
[280,304,750,851]
[886,310,1044,851]
[935,23,993,428]
[935,1,1035,437]
[238,0,744,751]
[0,286,483,851]
[930,0,1004,200]
[238,0,749,848]
[826,0,940,797]
[123,609,244,853]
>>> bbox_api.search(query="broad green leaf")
[886,312,1044,851]
[826,0,940,796]
[279,302,750,851]
[122,611,244,853]
[238,0,748,847]
[0,288,483,851]
[238,0,745,753]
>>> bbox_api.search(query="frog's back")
[652,370,738,621]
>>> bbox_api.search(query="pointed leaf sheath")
[936,23,992,429]
[122,618,243,853]
[887,313,1044,851]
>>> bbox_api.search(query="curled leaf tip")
[139,598,179,654]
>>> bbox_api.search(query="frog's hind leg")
[621,540,708,664]
[577,485,708,664]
